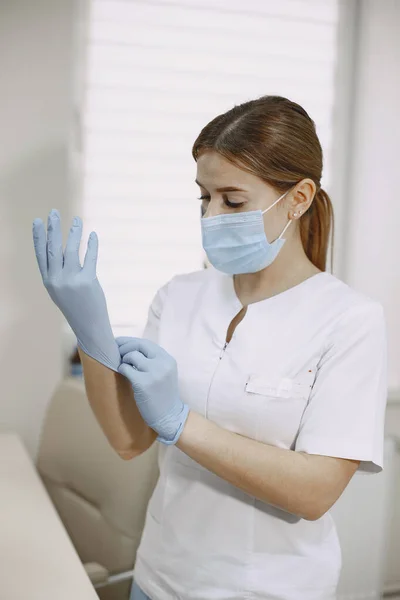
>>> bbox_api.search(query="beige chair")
[36,377,159,600]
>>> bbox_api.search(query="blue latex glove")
[116,337,190,445]
[32,209,121,372]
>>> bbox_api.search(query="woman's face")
[196,150,293,243]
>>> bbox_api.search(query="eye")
[197,196,244,209]
[225,199,244,208]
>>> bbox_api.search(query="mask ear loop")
[278,219,293,239]
[261,190,289,215]
[261,189,293,240]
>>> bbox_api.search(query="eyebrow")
[195,179,247,193]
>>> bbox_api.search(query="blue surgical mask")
[200,190,292,274]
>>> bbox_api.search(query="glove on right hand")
[32,209,121,372]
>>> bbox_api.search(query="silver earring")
[293,212,298,218]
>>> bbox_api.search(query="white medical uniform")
[133,267,387,600]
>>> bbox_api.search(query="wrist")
[175,410,208,451]
[77,336,121,372]
[156,403,190,445]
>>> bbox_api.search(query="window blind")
[81,0,340,337]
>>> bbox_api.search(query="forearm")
[177,411,340,521]
[79,349,157,457]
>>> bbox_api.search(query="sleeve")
[294,302,388,474]
[140,278,174,343]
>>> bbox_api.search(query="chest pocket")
[245,373,314,448]
[245,374,312,399]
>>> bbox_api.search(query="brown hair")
[192,95,334,271]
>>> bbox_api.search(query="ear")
[288,178,316,219]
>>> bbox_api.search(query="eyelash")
[198,195,244,209]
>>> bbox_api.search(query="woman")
[33,96,387,600]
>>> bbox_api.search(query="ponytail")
[300,188,334,272]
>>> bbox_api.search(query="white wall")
[0,0,77,458]
[344,0,400,393]
[338,0,400,592]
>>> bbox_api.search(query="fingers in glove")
[64,216,83,273]
[118,363,145,385]
[32,218,48,280]
[116,336,144,358]
[115,336,138,347]
[123,350,150,372]
[47,209,64,278]
[83,231,98,277]
[116,336,158,359]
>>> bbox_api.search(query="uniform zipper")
[219,341,228,358]
[205,341,228,419]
